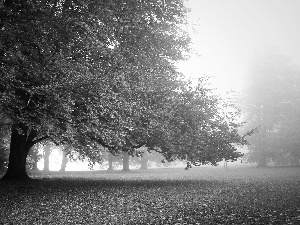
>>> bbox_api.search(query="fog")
[177,0,300,168]
[181,0,300,94]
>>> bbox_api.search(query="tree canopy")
[1,0,250,180]
[240,48,300,166]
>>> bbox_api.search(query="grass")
[0,166,300,224]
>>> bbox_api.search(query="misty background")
[180,0,300,167]
[181,0,300,93]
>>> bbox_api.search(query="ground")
[0,166,300,224]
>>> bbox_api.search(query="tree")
[134,148,172,170]
[84,77,252,171]
[122,151,130,171]
[43,143,52,172]
[0,0,190,180]
[145,78,250,169]
[138,147,150,170]
[26,143,42,171]
[107,152,114,171]
[60,145,70,172]
[1,0,252,180]
[265,107,300,166]
[240,48,300,166]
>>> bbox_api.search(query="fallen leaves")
[0,167,300,224]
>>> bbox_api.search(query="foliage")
[0,0,252,179]
[0,0,190,148]
[26,143,42,170]
[147,78,249,168]
[240,48,300,166]
[0,0,191,179]
[1,167,300,224]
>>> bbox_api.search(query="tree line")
[0,143,171,172]
[0,0,252,180]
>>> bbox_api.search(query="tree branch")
[32,135,49,145]
[131,141,146,149]
[89,135,111,149]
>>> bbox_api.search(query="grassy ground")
[0,166,300,224]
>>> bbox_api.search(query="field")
[1,166,300,224]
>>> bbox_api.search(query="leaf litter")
[0,167,300,224]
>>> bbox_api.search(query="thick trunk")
[43,144,51,172]
[107,153,114,171]
[139,155,148,170]
[1,127,34,180]
[60,150,68,172]
[122,151,130,171]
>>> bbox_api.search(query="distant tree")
[122,151,130,171]
[135,148,167,170]
[107,152,114,171]
[43,143,53,172]
[267,111,300,166]
[60,145,70,172]
[139,155,148,170]
[240,48,300,166]
[96,148,121,170]
[138,148,150,170]
[26,143,42,171]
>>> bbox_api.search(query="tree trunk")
[139,155,148,170]
[30,144,40,171]
[32,152,39,171]
[43,144,51,172]
[107,153,114,171]
[60,149,68,172]
[290,156,299,165]
[223,158,228,169]
[1,127,34,180]
[257,151,267,167]
[289,150,300,165]
[122,151,130,171]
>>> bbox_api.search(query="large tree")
[0,0,251,180]
[0,0,191,180]
[240,48,300,167]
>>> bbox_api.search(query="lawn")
[1,166,300,224]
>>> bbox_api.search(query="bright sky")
[179,0,300,95]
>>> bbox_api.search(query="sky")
[179,0,300,94]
